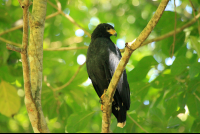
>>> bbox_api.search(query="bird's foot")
[100,89,107,112]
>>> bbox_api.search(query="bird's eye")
[107,27,111,30]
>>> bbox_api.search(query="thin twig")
[54,62,85,92]
[44,46,88,51]
[0,25,23,36]
[127,114,149,133]
[188,0,200,36]
[141,12,200,47]
[188,0,196,12]
[0,37,22,47]
[0,12,60,37]
[47,0,91,38]
[171,0,177,57]
[46,11,60,19]
[6,44,23,53]
[17,0,22,6]
[193,92,200,101]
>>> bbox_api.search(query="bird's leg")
[100,89,107,112]
[100,89,115,112]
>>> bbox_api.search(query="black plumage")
[86,23,130,128]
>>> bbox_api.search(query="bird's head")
[91,23,117,39]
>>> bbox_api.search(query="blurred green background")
[0,0,200,133]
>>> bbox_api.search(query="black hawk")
[86,23,130,128]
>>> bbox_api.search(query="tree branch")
[0,37,22,47]
[6,44,23,53]
[46,11,60,19]
[47,0,91,38]
[170,0,177,57]
[27,0,50,132]
[0,12,59,37]
[101,0,169,132]
[17,0,43,133]
[15,0,50,133]
[141,12,200,47]
[44,46,88,51]
[53,62,85,92]
[0,25,23,36]
[188,0,200,36]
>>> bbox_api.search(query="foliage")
[0,0,200,133]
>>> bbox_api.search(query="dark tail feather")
[112,102,127,128]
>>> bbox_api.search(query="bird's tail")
[112,102,127,128]
[117,121,126,128]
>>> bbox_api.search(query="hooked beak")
[107,29,117,37]
[114,32,117,37]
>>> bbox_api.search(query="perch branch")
[101,0,169,132]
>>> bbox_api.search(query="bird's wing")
[106,44,130,109]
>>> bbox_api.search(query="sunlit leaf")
[0,81,20,117]
[171,56,189,75]
[151,74,176,88]
[190,36,200,58]
[189,62,200,79]
[187,91,200,119]
[128,56,157,82]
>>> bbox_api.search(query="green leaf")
[0,66,16,82]
[0,81,21,117]
[167,117,182,128]
[129,82,150,101]
[0,45,9,65]
[58,102,73,125]
[153,91,164,107]
[149,107,164,122]
[66,111,95,133]
[171,56,189,75]
[190,36,200,58]
[151,74,175,88]
[128,56,157,82]
[187,91,200,118]
[189,62,200,79]
[191,118,200,132]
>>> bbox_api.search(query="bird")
[86,23,130,128]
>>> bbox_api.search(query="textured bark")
[101,0,169,133]
[27,0,49,132]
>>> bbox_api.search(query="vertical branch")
[101,0,169,132]
[28,0,49,132]
[171,0,177,57]
[18,0,38,132]
[17,0,50,132]
[188,0,200,36]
